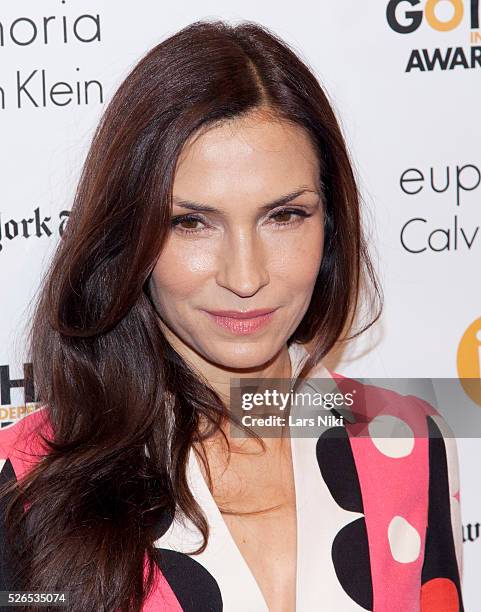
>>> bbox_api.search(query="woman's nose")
[215,229,269,298]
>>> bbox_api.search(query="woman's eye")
[269,208,311,227]
[170,214,206,234]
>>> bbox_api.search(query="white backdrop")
[1,1,479,608]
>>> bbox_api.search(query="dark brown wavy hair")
[0,18,382,611]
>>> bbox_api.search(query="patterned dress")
[0,342,464,611]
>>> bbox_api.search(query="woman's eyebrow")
[172,187,319,214]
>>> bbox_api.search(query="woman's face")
[150,110,324,370]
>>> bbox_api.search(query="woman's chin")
[203,343,280,371]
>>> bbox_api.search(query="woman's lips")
[203,309,277,335]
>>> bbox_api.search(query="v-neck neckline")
[154,345,351,609]
[189,434,298,610]
[187,342,310,610]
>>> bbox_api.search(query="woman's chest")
[219,477,298,611]
[151,434,430,612]
[206,437,298,610]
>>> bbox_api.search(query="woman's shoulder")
[325,371,461,519]
[324,372,464,603]
[327,369,456,440]
[0,406,53,479]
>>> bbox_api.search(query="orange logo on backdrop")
[457,316,481,406]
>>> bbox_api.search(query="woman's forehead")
[177,114,317,166]
[173,116,320,205]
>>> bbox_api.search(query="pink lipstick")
[203,308,277,335]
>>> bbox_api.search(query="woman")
[0,19,463,612]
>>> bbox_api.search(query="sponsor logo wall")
[387,0,481,71]
[1,1,479,606]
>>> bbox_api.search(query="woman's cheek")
[269,230,323,285]
[155,243,217,294]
